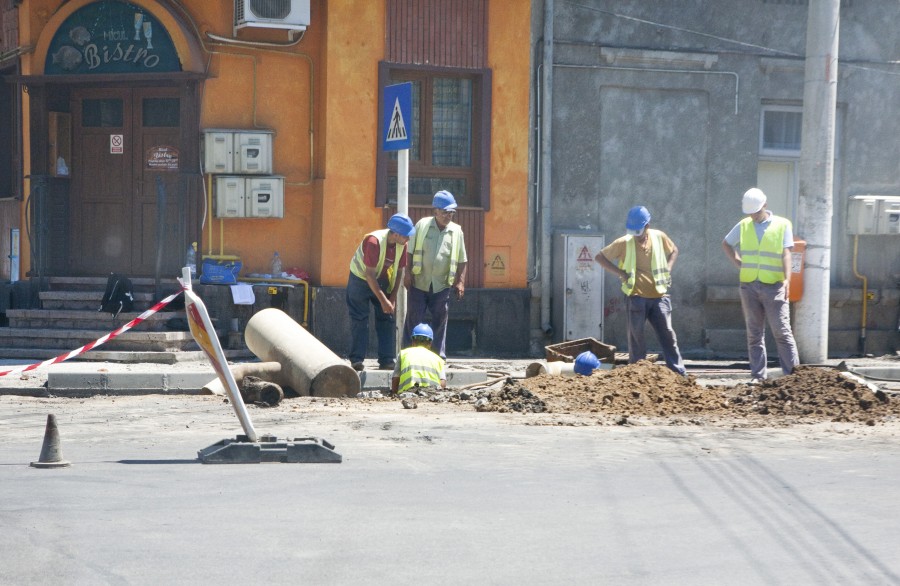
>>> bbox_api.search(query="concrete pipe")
[202,361,284,396]
[526,361,578,378]
[244,308,360,397]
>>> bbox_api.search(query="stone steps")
[0,276,205,362]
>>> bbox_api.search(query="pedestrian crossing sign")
[383,82,412,151]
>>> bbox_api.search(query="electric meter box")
[246,176,285,218]
[551,232,605,342]
[847,195,900,235]
[215,176,284,218]
[203,129,274,175]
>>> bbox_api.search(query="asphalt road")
[1,393,899,585]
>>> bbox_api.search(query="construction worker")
[391,323,446,394]
[403,190,467,359]
[722,187,799,383]
[347,213,415,372]
[594,205,687,376]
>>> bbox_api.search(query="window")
[377,62,491,210]
[757,105,842,223]
[760,106,802,155]
[82,98,123,127]
[142,97,180,127]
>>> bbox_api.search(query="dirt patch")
[399,362,900,427]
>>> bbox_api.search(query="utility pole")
[795,0,840,363]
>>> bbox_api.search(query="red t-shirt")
[362,235,408,280]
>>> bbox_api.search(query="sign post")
[383,82,412,351]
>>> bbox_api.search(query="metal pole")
[539,0,555,336]
[396,148,409,351]
[795,0,840,363]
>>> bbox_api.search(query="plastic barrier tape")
[0,288,185,378]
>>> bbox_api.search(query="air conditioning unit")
[234,0,310,35]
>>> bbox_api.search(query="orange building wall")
[316,0,532,288]
[316,1,386,287]
[486,1,531,289]
[16,0,531,290]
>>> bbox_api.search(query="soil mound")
[490,361,900,426]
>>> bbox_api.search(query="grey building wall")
[535,0,900,357]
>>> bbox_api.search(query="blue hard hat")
[432,190,457,211]
[387,213,416,237]
[411,323,434,341]
[573,351,601,376]
[626,206,651,235]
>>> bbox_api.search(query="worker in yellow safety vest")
[347,213,415,372]
[595,205,687,376]
[403,190,467,359]
[722,188,799,383]
[391,323,446,395]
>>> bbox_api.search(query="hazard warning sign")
[576,245,593,262]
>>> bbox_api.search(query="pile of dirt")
[729,365,894,425]
[478,361,900,426]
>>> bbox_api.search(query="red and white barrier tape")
[0,288,185,378]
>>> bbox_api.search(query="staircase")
[0,276,205,363]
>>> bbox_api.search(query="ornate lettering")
[83,44,101,69]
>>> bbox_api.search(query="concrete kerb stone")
[25,364,493,397]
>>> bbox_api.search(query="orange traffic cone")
[30,414,71,469]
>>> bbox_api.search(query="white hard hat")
[742,188,767,214]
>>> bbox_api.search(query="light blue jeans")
[739,280,799,379]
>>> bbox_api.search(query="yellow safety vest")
[349,229,402,293]
[618,229,670,296]
[410,218,464,287]
[738,216,789,284]
[397,346,445,393]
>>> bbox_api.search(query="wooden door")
[70,87,181,276]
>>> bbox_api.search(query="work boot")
[351,362,365,372]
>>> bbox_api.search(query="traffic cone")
[30,414,71,469]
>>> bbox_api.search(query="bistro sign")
[45,0,181,75]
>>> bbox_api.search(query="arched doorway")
[23,0,205,278]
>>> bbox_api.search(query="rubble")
[360,361,900,426]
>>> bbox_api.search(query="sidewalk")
[2,354,898,396]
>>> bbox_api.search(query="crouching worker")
[391,323,446,395]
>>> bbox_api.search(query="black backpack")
[98,273,135,317]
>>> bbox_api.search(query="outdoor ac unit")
[234,0,310,34]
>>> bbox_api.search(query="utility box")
[204,130,234,174]
[215,176,246,218]
[215,176,284,218]
[878,197,900,234]
[847,195,900,235]
[246,176,285,218]
[552,233,605,342]
[234,131,274,174]
[203,129,274,175]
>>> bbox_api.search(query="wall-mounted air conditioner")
[234,0,310,35]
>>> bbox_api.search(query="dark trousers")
[403,286,452,359]
[346,273,395,365]
[625,295,686,375]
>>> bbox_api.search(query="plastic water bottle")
[186,242,197,278]
[270,251,282,277]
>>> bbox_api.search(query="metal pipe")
[539,0,555,335]
[851,235,868,355]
